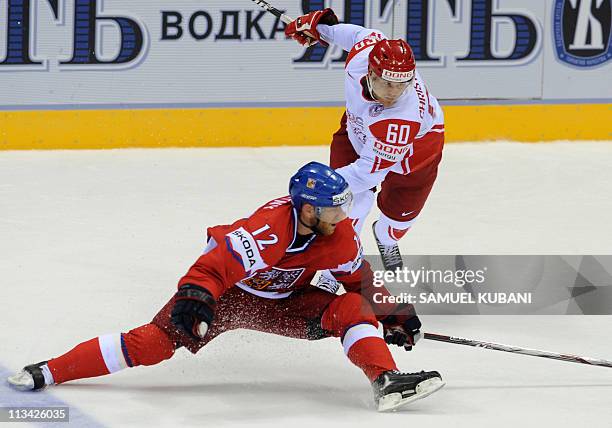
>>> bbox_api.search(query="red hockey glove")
[381,303,422,351]
[171,284,216,341]
[284,8,339,47]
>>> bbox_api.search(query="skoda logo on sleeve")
[553,0,612,67]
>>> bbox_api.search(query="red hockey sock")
[47,337,111,384]
[47,323,175,384]
[342,324,397,382]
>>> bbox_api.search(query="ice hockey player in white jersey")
[285,9,445,272]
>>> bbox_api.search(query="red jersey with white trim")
[178,196,394,314]
[318,24,445,194]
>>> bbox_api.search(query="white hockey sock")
[41,364,55,386]
[374,213,417,246]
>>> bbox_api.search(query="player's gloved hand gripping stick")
[381,303,422,351]
[171,284,216,340]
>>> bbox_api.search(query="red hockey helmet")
[368,39,416,83]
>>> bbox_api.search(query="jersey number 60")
[386,123,411,146]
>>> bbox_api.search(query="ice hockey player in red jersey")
[285,10,445,272]
[8,162,444,411]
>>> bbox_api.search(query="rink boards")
[1,0,611,149]
[1,102,610,150]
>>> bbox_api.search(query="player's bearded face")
[301,205,349,236]
[368,70,413,107]
[314,207,344,235]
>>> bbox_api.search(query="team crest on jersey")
[553,0,612,67]
[369,104,384,117]
[241,267,305,291]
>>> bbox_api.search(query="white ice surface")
[1,143,611,427]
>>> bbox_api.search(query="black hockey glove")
[381,303,422,351]
[170,284,216,341]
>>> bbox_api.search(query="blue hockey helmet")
[289,162,353,220]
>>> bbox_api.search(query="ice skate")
[372,370,445,412]
[7,361,50,391]
[372,221,404,271]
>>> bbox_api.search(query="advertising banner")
[1,0,610,108]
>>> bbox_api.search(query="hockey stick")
[251,0,293,24]
[250,0,318,42]
[424,332,612,369]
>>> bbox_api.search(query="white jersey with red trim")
[318,24,445,194]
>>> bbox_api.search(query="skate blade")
[377,377,445,412]
[7,371,35,391]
